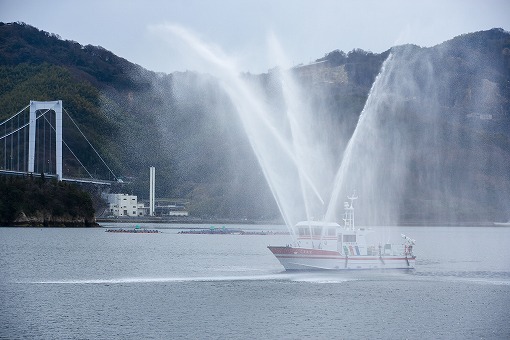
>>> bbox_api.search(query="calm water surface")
[1,224,509,339]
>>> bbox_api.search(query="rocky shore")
[4,211,98,227]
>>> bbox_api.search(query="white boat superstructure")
[268,195,416,270]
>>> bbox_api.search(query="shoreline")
[96,217,503,227]
[96,217,282,225]
[1,218,507,228]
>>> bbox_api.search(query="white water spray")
[156,25,510,230]
[160,24,335,231]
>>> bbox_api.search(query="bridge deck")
[0,170,114,185]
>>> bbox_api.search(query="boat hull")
[268,246,416,270]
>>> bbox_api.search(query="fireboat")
[268,194,416,270]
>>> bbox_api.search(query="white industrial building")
[102,168,188,218]
[103,193,189,218]
[137,203,148,216]
[155,202,189,217]
[105,193,140,217]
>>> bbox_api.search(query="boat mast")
[343,193,358,231]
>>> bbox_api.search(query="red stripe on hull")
[274,255,414,261]
[268,246,416,266]
[268,246,340,256]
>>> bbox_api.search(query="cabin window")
[312,227,322,236]
[343,234,356,243]
[327,228,336,236]
[298,227,310,236]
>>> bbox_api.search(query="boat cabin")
[293,221,371,255]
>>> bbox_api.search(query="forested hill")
[0,175,97,227]
[0,21,147,87]
[0,22,174,208]
[1,22,509,222]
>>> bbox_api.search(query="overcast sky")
[1,0,509,74]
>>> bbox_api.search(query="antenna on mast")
[343,191,357,230]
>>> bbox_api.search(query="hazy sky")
[1,0,509,74]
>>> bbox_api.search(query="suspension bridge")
[0,100,121,185]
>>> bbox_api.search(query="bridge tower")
[29,100,63,180]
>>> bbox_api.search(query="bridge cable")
[49,110,52,173]
[63,108,118,181]
[17,112,20,171]
[41,114,94,179]
[0,108,53,140]
[23,112,26,171]
[10,117,13,169]
[42,110,46,173]
[0,104,30,127]
[3,121,6,168]
[1,108,57,172]
[0,105,29,169]
[1,105,114,180]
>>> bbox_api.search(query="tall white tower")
[29,100,63,180]
[149,166,155,216]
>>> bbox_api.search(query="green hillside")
[0,175,96,227]
[0,22,176,203]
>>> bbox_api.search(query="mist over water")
[162,24,340,230]
[159,25,510,229]
[335,43,510,225]
[325,51,419,225]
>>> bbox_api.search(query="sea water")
[1,224,509,339]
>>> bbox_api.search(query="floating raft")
[105,227,160,233]
[178,227,289,235]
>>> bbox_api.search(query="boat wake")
[22,271,510,286]
[27,275,280,284]
[25,272,359,285]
